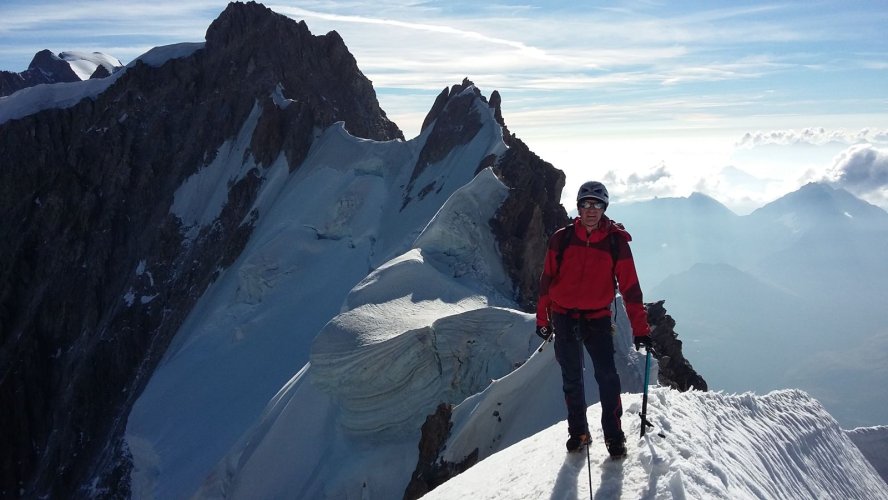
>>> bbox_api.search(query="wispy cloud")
[737,128,888,148]
[273,6,552,58]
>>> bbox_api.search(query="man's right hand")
[535,325,552,340]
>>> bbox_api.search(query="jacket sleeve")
[613,235,651,336]
[536,232,560,326]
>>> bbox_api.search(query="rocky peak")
[0,49,80,97]
[29,49,81,80]
[203,1,401,146]
[420,77,487,132]
[413,77,566,311]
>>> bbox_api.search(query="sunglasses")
[578,200,606,210]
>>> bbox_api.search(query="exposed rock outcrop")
[403,403,479,500]
[490,134,568,312]
[646,300,708,391]
[89,64,112,79]
[0,2,400,497]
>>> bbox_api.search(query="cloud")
[736,128,888,148]
[602,163,676,203]
[824,144,888,191]
[627,164,671,185]
[823,144,888,207]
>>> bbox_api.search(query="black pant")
[552,313,623,440]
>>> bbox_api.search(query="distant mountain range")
[612,183,888,289]
[0,49,122,96]
[611,183,888,426]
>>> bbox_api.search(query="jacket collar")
[573,215,633,242]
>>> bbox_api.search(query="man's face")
[578,198,605,228]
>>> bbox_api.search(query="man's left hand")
[535,325,552,340]
[634,335,652,351]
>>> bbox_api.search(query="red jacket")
[536,216,650,337]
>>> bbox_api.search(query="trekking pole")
[639,347,654,438]
[536,334,553,352]
[585,442,593,499]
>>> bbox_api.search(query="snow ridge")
[426,389,888,500]
[309,168,521,436]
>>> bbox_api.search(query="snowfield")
[426,389,888,500]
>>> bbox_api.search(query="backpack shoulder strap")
[554,222,574,276]
[609,228,623,292]
[609,232,620,266]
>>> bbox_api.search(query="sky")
[2,0,887,213]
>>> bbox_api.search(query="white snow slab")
[59,50,122,80]
[425,389,888,500]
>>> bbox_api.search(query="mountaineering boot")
[605,434,627,459]
[565,433,590,452]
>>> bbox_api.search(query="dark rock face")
[403,403,479,500]
[89,65,112,80]
[0,2,400,498]
[0,49,82,97]
[646,300,708,391]
[490,127,568,312]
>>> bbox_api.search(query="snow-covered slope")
[426,389,888,500]
[58,50,122,79]
[191,166,648,499]
[125,83,513,499]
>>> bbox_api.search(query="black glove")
[535,325,552,340]
[634,335,652,351]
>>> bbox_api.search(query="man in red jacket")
[536,181,652,457]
